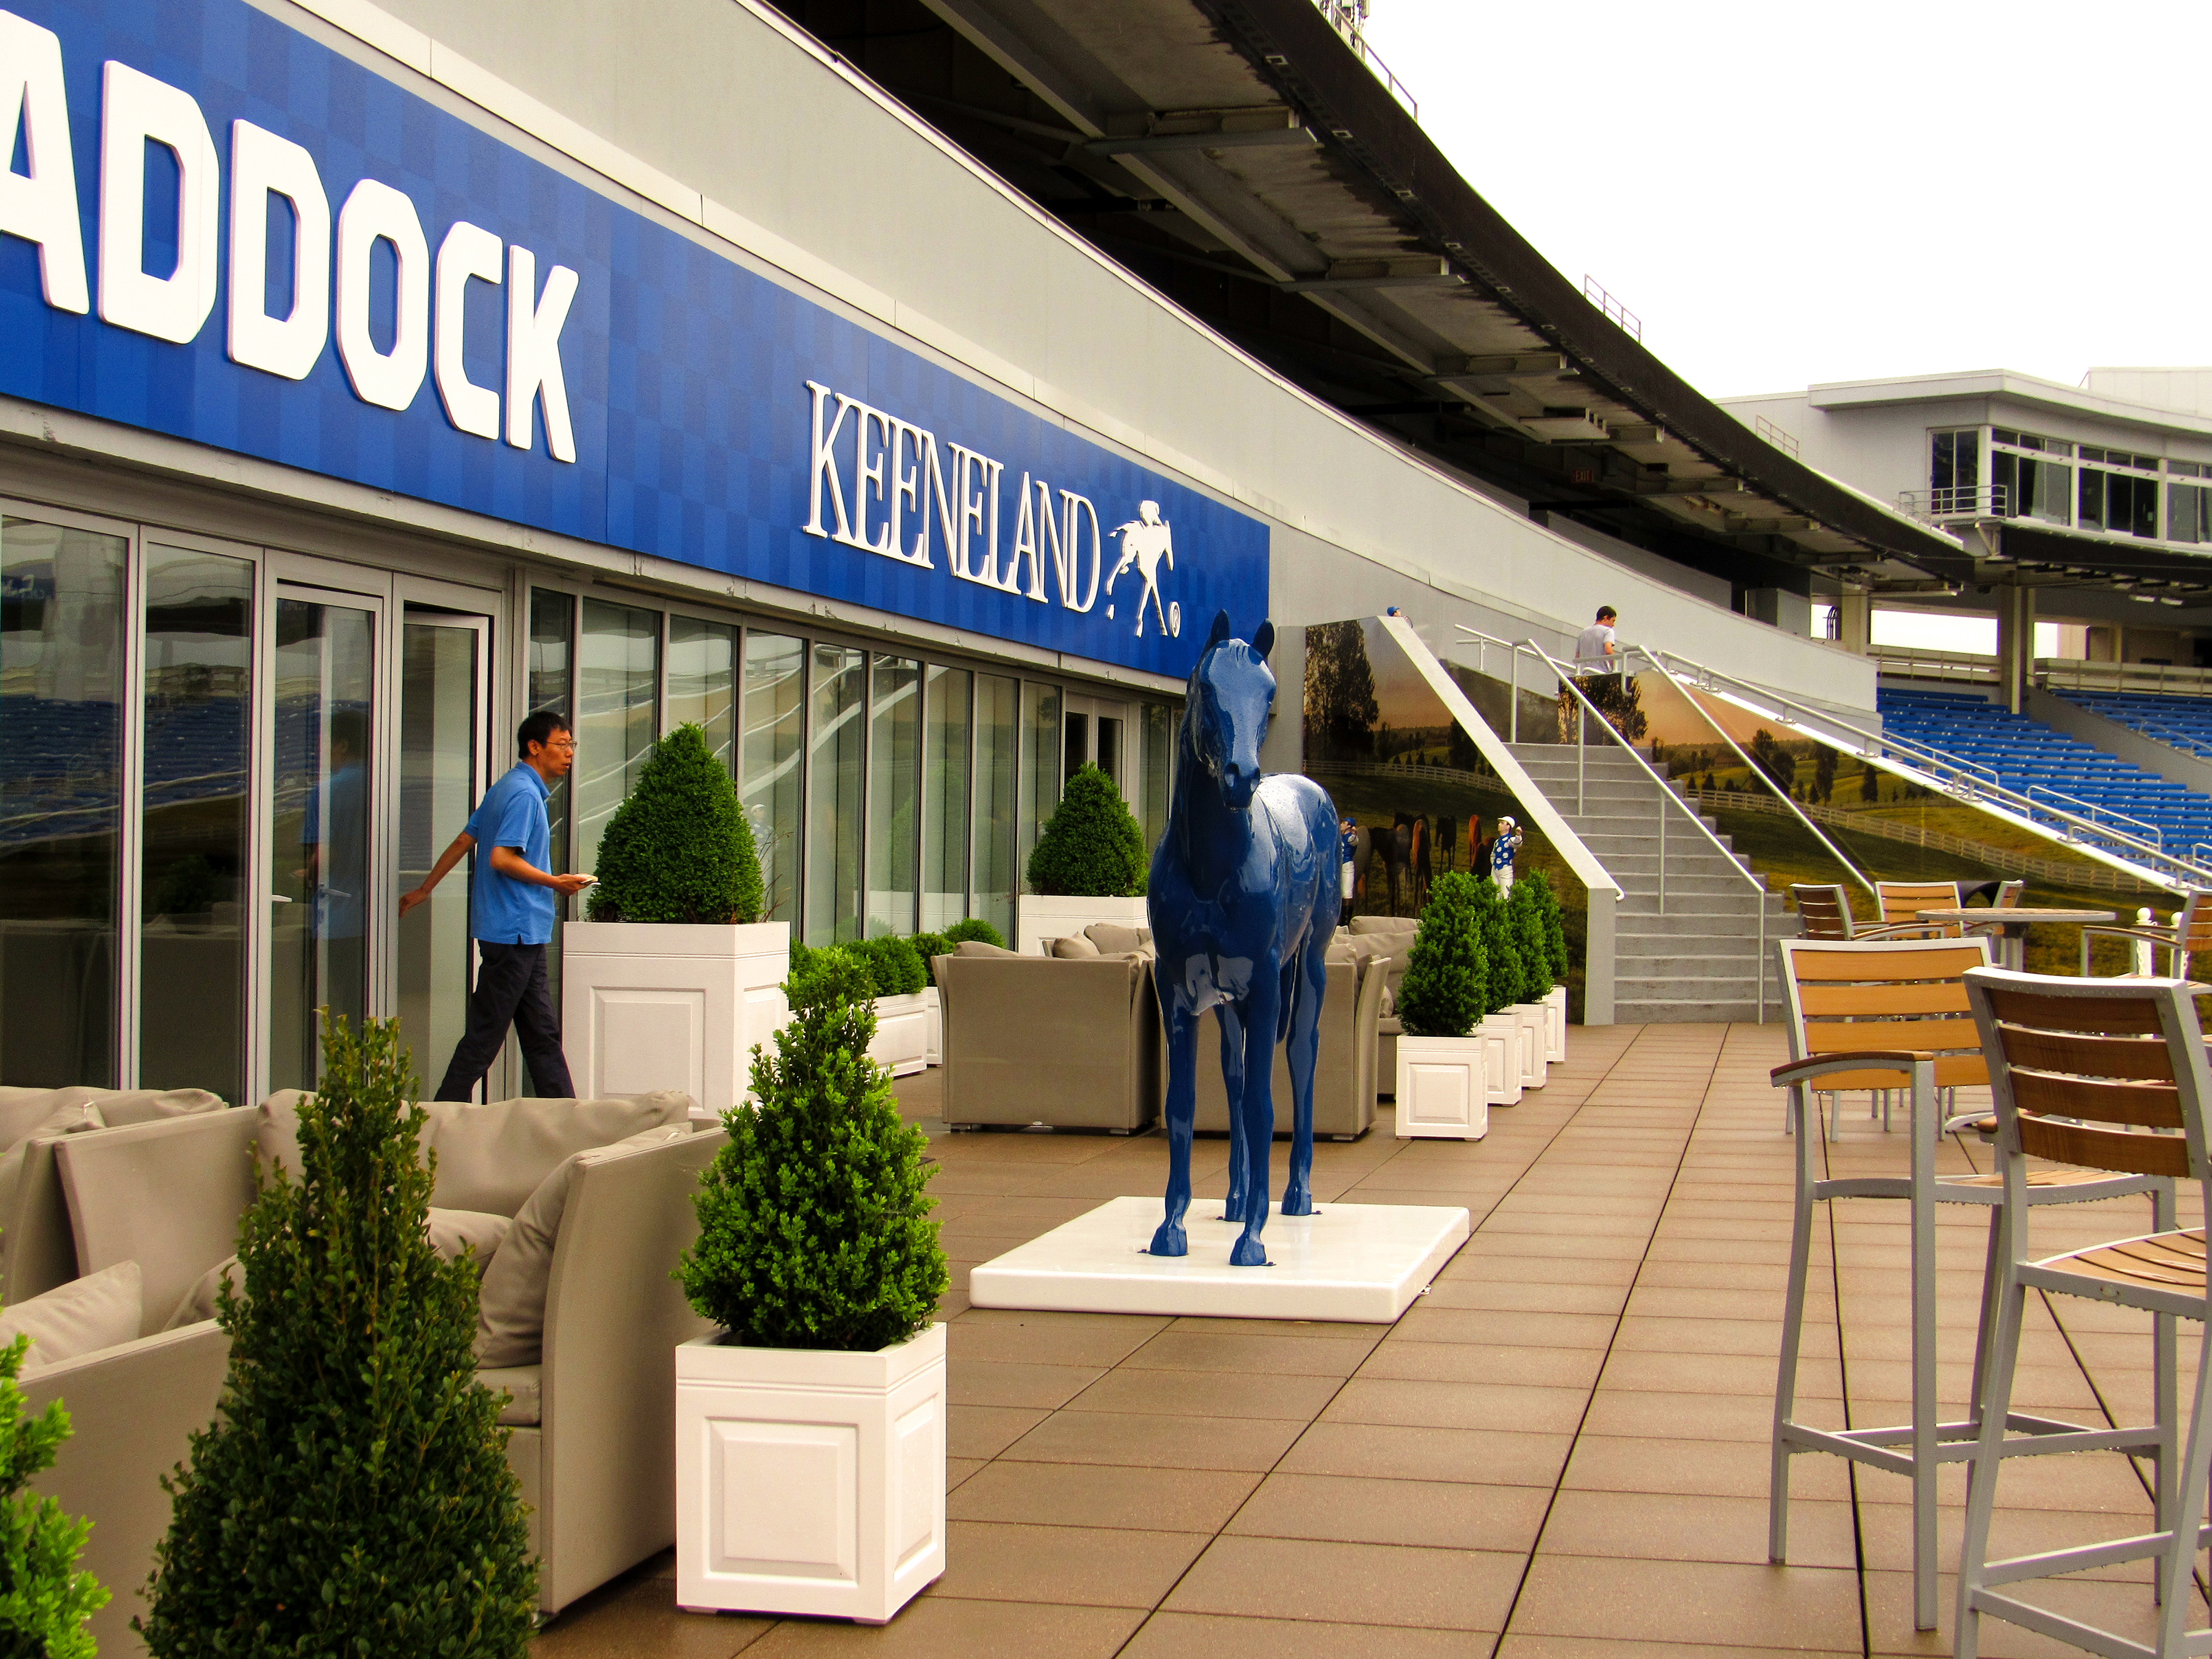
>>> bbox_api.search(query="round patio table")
[1916,907,2116,973]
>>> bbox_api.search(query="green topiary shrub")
[1025,765,1146,898]
[1507,880,1555,1002]
[1396,872,1488,1038]
[1521,869,1570,983]
[679,951,947,1351]
[1472,879,1525,1015]
[847,936,926,998]
[943,918,1006,949]
[141,1016,535,1657]
[909,932,951,987]
[587,723,764,925]
[0,1327,106,1657]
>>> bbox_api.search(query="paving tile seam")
[1477,1027,1732,1659]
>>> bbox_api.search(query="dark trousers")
[434,941,575,1102]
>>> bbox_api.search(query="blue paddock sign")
[0,0,1268,677]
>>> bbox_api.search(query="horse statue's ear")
[1252,621,1276,661]
[1207,610,1233,648]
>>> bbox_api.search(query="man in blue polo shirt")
[400,711,594,1100]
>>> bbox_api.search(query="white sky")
[1360,2,2212,400]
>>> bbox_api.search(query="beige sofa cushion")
[1,1261,141,1369]
[257,1091,692,1219]
[0,1100,105,1239]
[0,1086,219,1146]
[1049,934,1100,958]
[163,1206,512,1332]
[1085,924,1152,955]
[1349,915,1419,937]
[477,1362,541,1427]
[474,1124,692,1368]
[955,940,1019,958]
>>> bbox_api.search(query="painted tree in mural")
[1813,746,1838,805]
[1302,620,1379,766]
[1751,728,1797,794]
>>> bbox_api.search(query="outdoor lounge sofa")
[1193,936,1388,1139]
[1349,915,1418,1094]
[935,943,1163,1131]
[4,1089,717,1649]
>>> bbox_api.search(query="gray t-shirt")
[1574,622,1618,670]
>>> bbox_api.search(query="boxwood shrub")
[586,723,763,925]
[1396,872,1487,1039]
[1025,765,1146,898]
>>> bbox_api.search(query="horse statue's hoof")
[1281,1190,1314,1217]
[1148,1222,1188,1257]
[1230,1232,1270,1267]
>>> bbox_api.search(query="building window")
[2170,462,2212,543]
[139,544,254,1103]
[806,643,865,944]
[972,674,1019,941]
[667,615,739,780]
[1929,428,1980,508]
[1019,681,1061,889]
[0,516,127,1088]
[741,631,804,925]
[1140,702,1175,849]
[866,654,920,937]
[920,664,972,933]
[576,600,659,874]
[2078,449,2160,538]
[528,590,575,873]
[1990,428,2072,525]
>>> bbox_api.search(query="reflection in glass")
[269,598,375,1092]
[743,632,804,924]
[398,620,479,1097]
[807,645,865,944]
[920,664,971,931]
[140,546,253,1101]
[529,590,575,874]
[0,518,126,1086]
[973,674,1018,941]
[577,599,657,875]
[1140,702,1174,850]
[1020,681,1060,886]
[1062,710,1087,786]
[669,616,739,778]
[1096,714,1123,791]
[867,656,919,938]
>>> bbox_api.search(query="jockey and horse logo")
[1105,501,1182,639]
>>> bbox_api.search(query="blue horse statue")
[1148,611,1341,1267]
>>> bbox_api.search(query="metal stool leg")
[1770,1084,1818,1567]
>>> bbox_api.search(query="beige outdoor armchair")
[935,947,1163,1131]
[1194,939,1387,1140]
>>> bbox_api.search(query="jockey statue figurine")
[1491,815,1523,893]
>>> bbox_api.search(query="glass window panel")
[1140,702,1174,850]
[807,644,864,944]
[140,544,253,1101]
[528,590,574,877]
[667,615,739,779]
[1992,450,2016,516]
[973,673,1018,942]
[1020,681,1061,885]
[920,664,971,931]
[2079,468,2106,530]
[1062,710,1088,786]
[742,631,804,926]
[576,599,657,876]
[0,517,126,1086]
[867,654,919,938]
[269,597,375,1092]
[1096,713,1123,791]
[398,618,479,1096]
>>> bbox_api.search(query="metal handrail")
[1650,645,2212,889]
[1312,0,1419,118]
[1897,484,2009,520]
[1531,637,1767,1023]
[1626,645,1878,901]
[2024,784,2162,850]
[1453,624,1547,743]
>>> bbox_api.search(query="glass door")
[396,610,490,1100]
[1061,693,1132,802]
[265,586,381,1092]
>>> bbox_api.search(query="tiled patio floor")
[534,1022,2204,1658]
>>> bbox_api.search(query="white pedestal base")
[868,992,930,1078]
[969,1196,1469,1323]
[1542,984,1567,1063]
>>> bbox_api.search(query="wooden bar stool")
[1953,968,2198,1659]
[1771,937,2162,1631]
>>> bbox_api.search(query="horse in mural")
[1148,611,1341,1267]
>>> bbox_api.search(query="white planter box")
[561,920,790,1118]
[1016,895,1149,957]
[1482,1013,1523,1107]
[922,986,941,1067]
[676,1323,946,1623]
[1542,985,1567,1063]
[869,991,931,1078]
[1510,1003,1549,1089]
[1394,1033,1489,1140]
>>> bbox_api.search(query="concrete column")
[1994,581,2036,713]
[1837,591,1872,655]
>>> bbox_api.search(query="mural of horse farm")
[1300,617,1590,1014]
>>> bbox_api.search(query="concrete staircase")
[1508,743,1787,1023]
